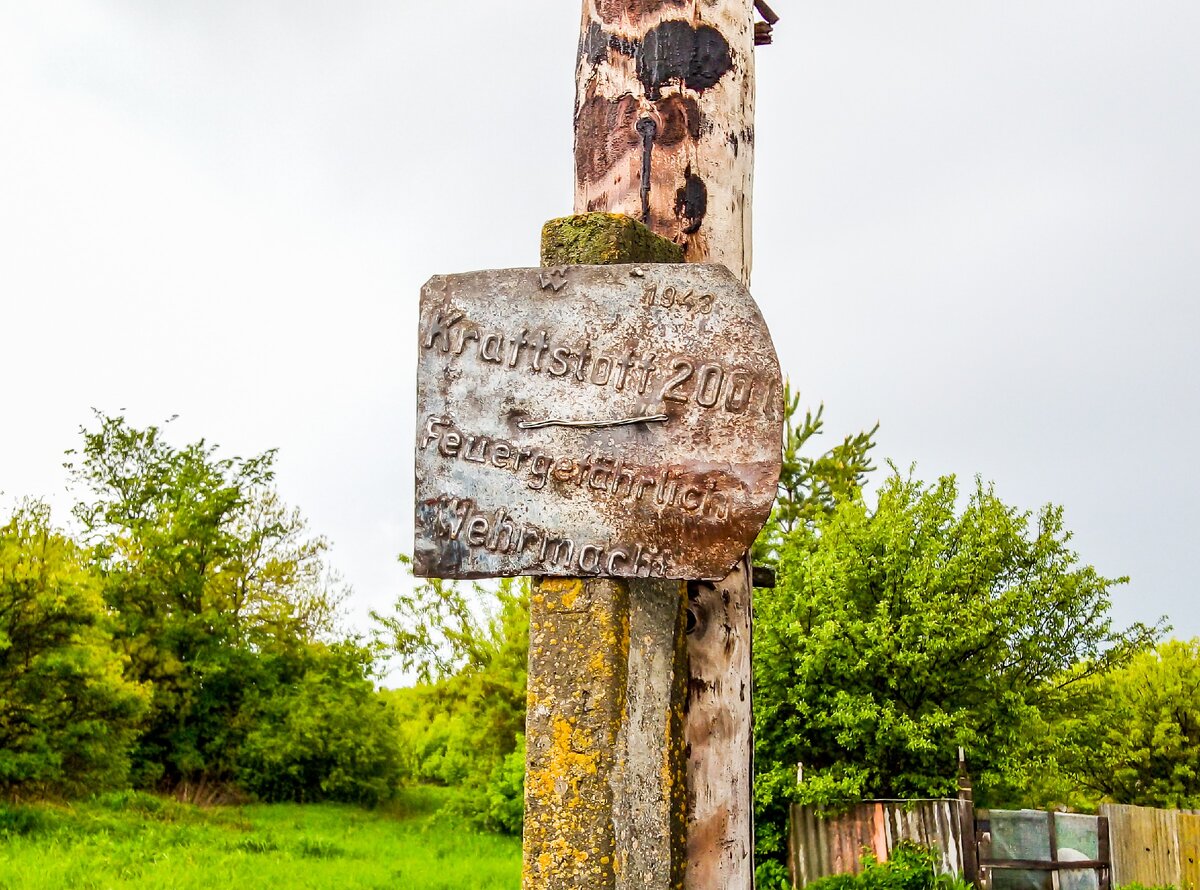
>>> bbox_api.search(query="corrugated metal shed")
[789,800,969,888]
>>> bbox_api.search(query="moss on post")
[541,213,685,267]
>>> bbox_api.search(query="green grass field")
[0,787,521,889]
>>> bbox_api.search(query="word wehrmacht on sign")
[414,263,782,580]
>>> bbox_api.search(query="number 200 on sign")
[659,359,775,416]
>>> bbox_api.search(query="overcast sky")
[2,1,1196,645]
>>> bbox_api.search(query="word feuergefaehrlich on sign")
[414,263,782,581]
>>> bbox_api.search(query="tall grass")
[0,787,520,889]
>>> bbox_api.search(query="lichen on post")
[523,578,629,888]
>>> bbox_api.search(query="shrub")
[483,733,525,835]
[807,843,972,890]
[235,643,401,805]
[0,504,149,797]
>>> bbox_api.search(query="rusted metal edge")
[755,0,780,25]
[980,861,1110,871]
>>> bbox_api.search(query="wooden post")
[572,3,759,888]
[575,0,756,283]
[957,748,980,884]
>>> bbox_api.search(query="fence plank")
[1179,812,1200,890]
[1103,803,1184,888]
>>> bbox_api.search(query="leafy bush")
[754,470,1158,856]
[1051,640,1200,809]
[235,643,401,805]
[807,843,971,890]
[0,503,149,797]
[484,733,525,835]
[378,575,529,831]
[756,858,792,890]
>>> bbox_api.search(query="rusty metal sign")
[414,263,782,580]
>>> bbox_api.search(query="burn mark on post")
[636,117,657,225]
[575,90,643,183]
[655,94,702,146]
[580,20,639,66]
[581,21,609,65]
[637,21,734,99]
[675,168,708,234]
[581,19,735,101]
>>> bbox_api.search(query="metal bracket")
[518,413,669,431]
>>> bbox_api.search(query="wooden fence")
[1100,804,1200,890]
[789,803,1200,889]
[788,800,974,888]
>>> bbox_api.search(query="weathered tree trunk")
[573,3,757,888]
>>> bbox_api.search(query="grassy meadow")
[0,787,521,890]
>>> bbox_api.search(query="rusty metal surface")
[789,801,969,888]
[414,263,782,580]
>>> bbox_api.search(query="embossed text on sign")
[414,264,783,580]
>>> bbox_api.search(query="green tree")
[753,384,878,568]
[375,568,529,832]
[0,502,148,796]
[65,412,346,791]
[752,470,1161,859]
[1050,639,1200,809]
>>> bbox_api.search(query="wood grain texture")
[574,0,756,284]
[685,558,754,889]
[1101,804,1191,889]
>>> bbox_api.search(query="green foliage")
[236,643,401,806]
[376,571,529,833]
[756,858,793,890]
[754,384,878,568]
[484,732,526,835]
[1046,639,1200,809]
[753,469,1161,857]
[65,412,349,793]
[0,503,148,797]
[805,843,972,890]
